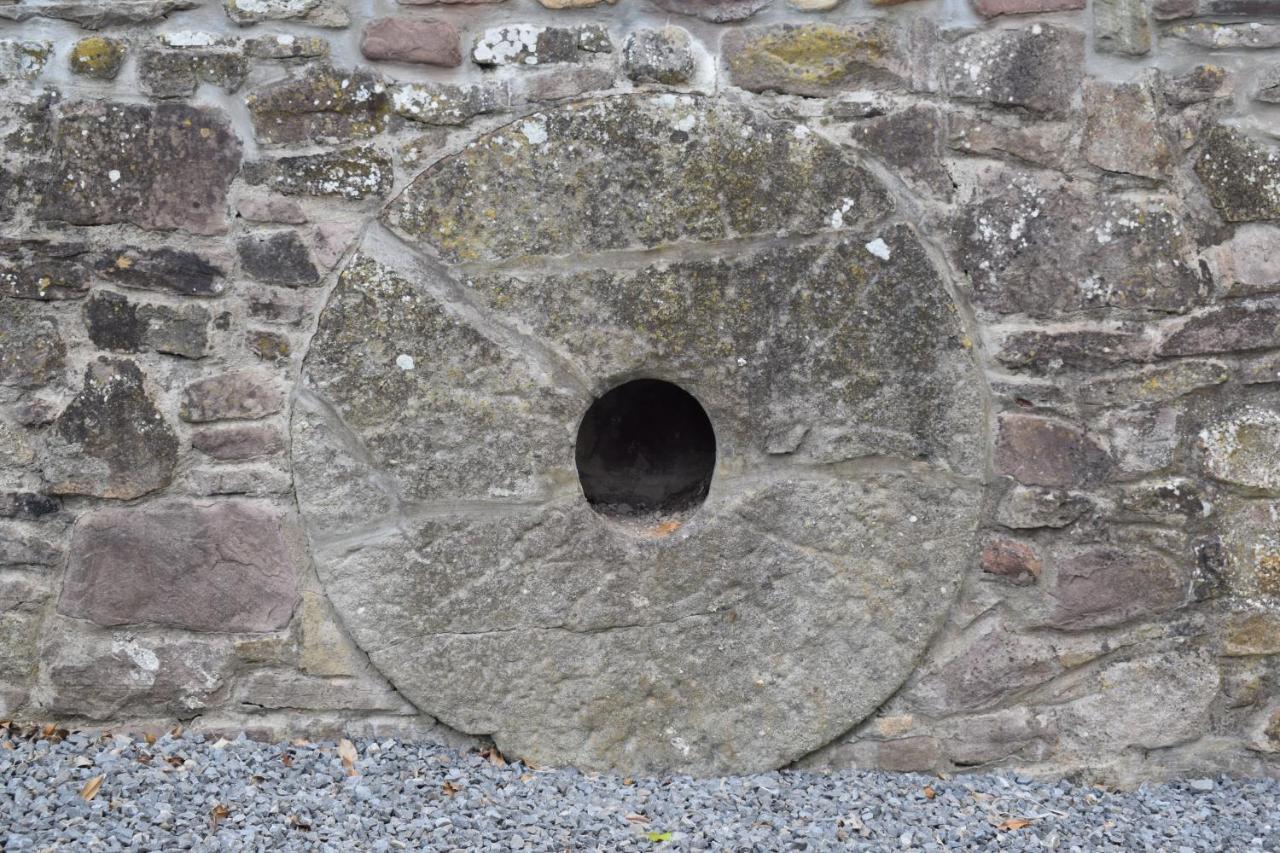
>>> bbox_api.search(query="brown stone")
[981,537,1042,585]
[1158,303,1280,356]
[59,500,300,632]
[1223,612,1280,656]
[361,18,461,67]
[943,25,1085,115]
[994,414,1111,488]
[191,424,285,461]
[246,67,389,146]
[38,101,241,236]
[1081,78,1173,179]
[0,301,64,389]
[181,372,284,423]
[1049,547,1185,629]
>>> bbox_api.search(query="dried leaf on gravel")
[79,775,104,801]
[997,818,1032,831]
[923,785,936,800]
[626,813,651,824]
[480,747,505,767]
[210,803,230,830]
[338,738,359,777]
[443,781,461,797]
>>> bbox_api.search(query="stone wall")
[1,0,1279,786]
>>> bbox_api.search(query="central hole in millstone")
[575,379,716,528]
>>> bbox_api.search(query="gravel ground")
[1,725,1277,851]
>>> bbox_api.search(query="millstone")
[291,94,984,775]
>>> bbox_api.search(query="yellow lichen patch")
[1256,551,1280,597]
[728,24,895,90]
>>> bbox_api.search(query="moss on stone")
[69,37,125,80]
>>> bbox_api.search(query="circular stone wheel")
[292,94,985,775]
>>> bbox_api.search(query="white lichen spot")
[829,197,856,229]
[519,118,548,145]
[865,237,892,261]
[673,114,696,133]
[108,169,121,184]
[396,353,415,371]
[162,31,221,47]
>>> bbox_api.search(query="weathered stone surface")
[1257,65,1280,104]
[192,424,284,461]
[238,231,320,286]
[850,106,953,200]
[1200,408,1280,493]
[1206,225,1280,297]
[1117,479,1210,525]
[919,625,1061,712]
[98,246,225,297]
[723,23,917,97]
[1158,302,1280,356]
[298,95,984,774]
[1081,79,1172,179]
[181,371,284,422]
[38,618,234,719]
[298,590,365,677]
[515,65,616,102]
[69,36,126,79]
[0,301,64,388]
[237,195,308,224]
[0,492,61,520]
[1078,360,1228,406]
[956,177,1203,317]
[0,240,91,300]
[138,44,248,98]
[387,96,892,262]
[1223,612,1280,656]
[1171,22,1280,49]
[224,0,349,26]
[1048,547,1185,629]
[140,303,210,358]
[972,0,1082,15]
[44,359,178,499]
[189,465,292,496]
[0,525,62,568]
[652,0,770,20]
[996,485,1091,529]
[1218,498,1280,600]
[995,327,1148,373]
[391,81,509,125]
[0,0,199,28]
[235,668,412,712]
[361,18,460,66]
[948,116,1074,170]
[1164,65,1230,105]
[247,329,290,362]
[38,101,241,235]
[246,67,388,146]
[60,501,299,632]
[1094,0,1153,55]
[0,41,50,81]
[995,414,1111,488]
[981,537,1042,585]
[1059,650,1219,751]
[245,34,330,59]
[623,27,695,85]
[1195,126,1280,222]
[471,24,605,66]
[943,25,1084,114]
[244,147,394,200]
[85,290,145,352]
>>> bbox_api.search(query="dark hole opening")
[575,379,716,521]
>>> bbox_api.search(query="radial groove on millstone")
[293,94,984,775]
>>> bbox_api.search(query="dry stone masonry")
[0,0,1278,786]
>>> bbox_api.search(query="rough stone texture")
[243,147,394,200]
[69,36,126,79]
[1095,0,1153,55]
[43,359,179,500]
[624,28,695,85]
[0,0,1278,787]
[652,0,770,20]
[1196,126,1280,222]
[943,25,1085,114]
[246,67,388,146]
[299,95,985,774]
[37,102,241,235]
[0,300,64,388]
[723,22,919,96]
[60,501,299,633]
[238,231,320,286]
[181,371,284,423]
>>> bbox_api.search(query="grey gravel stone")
[0,731,1275,850]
